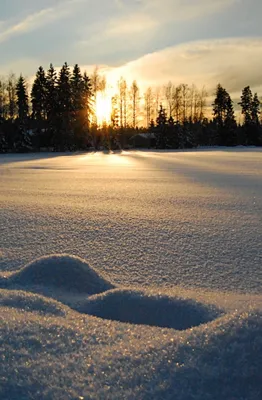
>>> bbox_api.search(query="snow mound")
[0,305,261,399]
[135,309,262,400]
[8,255,114,294]
[78,289,222,329]
[0,289,67,317]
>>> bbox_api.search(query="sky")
[0,0,262,99]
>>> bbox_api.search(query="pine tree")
[250,93,261,145]
[57,62,72,150]
[16,75,28,122]
[251,93,260,125]
[239,87,261,145]
[213,84,237,145]
[213,84,227,127]
[16,75,30,151]
[155,105,168,148]
[31,66,47,121]
[71,64,83,112]
[70,64,84,148]
[31,66,47,147]
[239,86,253,125]
[224,95,237,146]
[45,63,58,148]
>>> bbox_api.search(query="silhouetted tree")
[16,75,30,151]
[155,105,168,148]
[251,93,260,125]
[239,86,261,145]
[56,62,72,150]
[239,86,253,125]
[213,84,237,146]
[31,66,47,121]
[45,63,58,148]
[71,64,84,148]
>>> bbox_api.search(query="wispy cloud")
[78,0,239,64]
[103,37,262,96]
[106,14,157,36]
[140,0,239,22]
[109,0,238,31]
[0,0,83,44]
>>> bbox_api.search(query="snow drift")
[6,255,114,294]
[0,289,67,317]
[0,302,261,400]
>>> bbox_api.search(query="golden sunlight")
[95,92,112,126]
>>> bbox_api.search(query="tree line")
[0,62,261,152]
[151,84,261,149]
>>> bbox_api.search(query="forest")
[0,62,261,152]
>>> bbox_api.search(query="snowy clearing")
[0,149,262,399]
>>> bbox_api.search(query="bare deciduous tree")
[144,87,153,128]
[130,80,139,128]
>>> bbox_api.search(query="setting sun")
[95,91,112,126]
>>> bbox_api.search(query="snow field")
[0,149,262,399]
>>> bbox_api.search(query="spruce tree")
[71,64,84,148]
[239,86,253,125]
[251,93,261,145]
[31,66,47,147]
[16,75,30,151]
[57,62,72,150]
[251,93,260,125]
[31,66,47,121]
[16,75,29,120]
[239,87,261,145]
[155,105,168,148]
[224,95,237,146]
[213,84,237,146]
[45,63,58,148]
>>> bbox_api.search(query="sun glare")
[95,92,112,126]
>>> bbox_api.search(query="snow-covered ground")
[0,149,262,399]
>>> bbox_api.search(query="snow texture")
[78,288,222,329]
[0,149,262,399]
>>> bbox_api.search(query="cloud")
[110,0,238,28]
[78,0,239,66]
[140,0,238,23]
[106,14,157,36]
[0,0,84,44]
[103,37,262,97]
[3,36,262,104]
